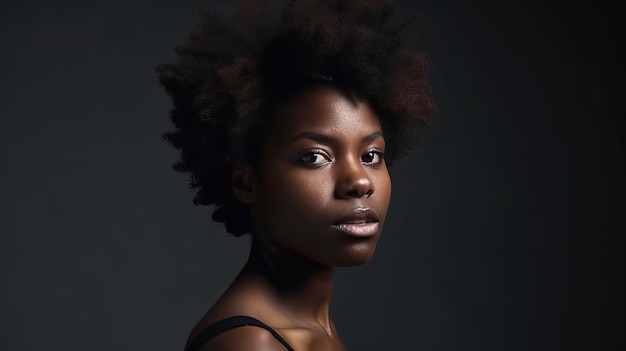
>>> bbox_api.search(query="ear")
[231,166,256,204]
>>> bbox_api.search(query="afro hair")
[157,0,436,236]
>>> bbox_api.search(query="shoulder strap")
[186,315,295,351]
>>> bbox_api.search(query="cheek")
[299,174,333,206]
[366,164,391,194]
[257,168,332,229]
[378,169,392,203]
[254,171,333,257]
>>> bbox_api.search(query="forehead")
[269,85,382,140]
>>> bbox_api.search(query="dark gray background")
[1,0,623,350]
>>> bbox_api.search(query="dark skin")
[185,86,392,351]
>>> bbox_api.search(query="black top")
[186,315,295,351]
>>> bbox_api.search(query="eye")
[361,149,385,165]
[299,149,332,166]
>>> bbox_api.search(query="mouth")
[332,208,381,237]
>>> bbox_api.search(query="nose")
[334,158,375,199]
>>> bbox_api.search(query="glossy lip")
[332,208,381,237]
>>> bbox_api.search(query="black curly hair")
[157,0,436,236]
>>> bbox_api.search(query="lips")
[332,208,380,237]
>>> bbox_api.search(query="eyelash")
[298,149,331,166]
[298,148,385,167]
[362,149,385,164]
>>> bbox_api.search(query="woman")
[157,0,436,349]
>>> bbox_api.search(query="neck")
[243,237,335,329]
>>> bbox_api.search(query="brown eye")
[361,150,384,164]
[301,153,320,163]
[299,150,332,166]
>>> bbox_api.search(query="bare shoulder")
[195,325,290,351]
[186,274,294,350]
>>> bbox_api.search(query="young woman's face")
[248,85,392,267]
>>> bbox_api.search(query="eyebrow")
[287,131,384,144]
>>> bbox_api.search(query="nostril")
[342,188,373,199]
[345,189,360,198]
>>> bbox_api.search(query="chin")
[335,256,374,267]
[332,244,378,267]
